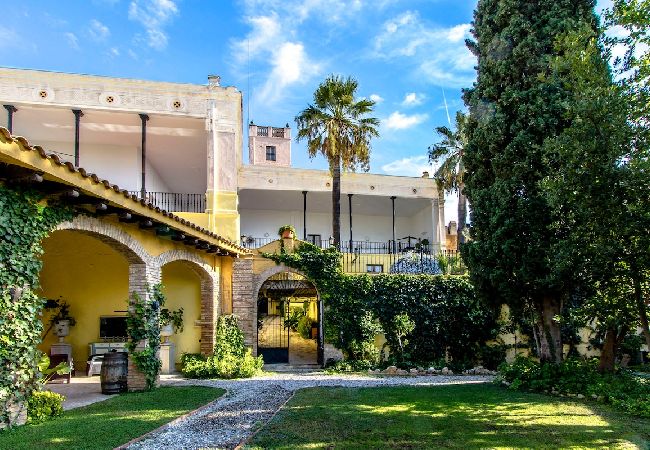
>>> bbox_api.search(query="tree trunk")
[331,157,341,249]
[599,327,617,373]
[457,181,467,250]
[535,296,563,363]
[633,275,650,352]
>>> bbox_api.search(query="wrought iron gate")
[257,298,290,363]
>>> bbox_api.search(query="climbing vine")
[264,242,498,368]
[0,185,73,427]
[125,284,163,390]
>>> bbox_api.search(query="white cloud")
[109,47,120,57]
[88,19,110,41]
[128,49,138,59]
[64,32,80,50]
[384,111,428,130]
[232,8,321,105]
[258,42,320,104]
[373,11,475,88]
[401,92,424,107]
[382,155,432,177]
[128,0,178,50]
[369,94,384,103]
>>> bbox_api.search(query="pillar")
[127,262,161,391]
[72,109,83,167]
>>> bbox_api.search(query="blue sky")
[0,0,611,222]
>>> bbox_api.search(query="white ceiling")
[238,189,432,216]
[8,104,207,193]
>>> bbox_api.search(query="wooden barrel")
[100,352,128,394]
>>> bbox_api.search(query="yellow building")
[0,67,452,371]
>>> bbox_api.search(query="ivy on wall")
[264,243,498,367]
[0,185,73,427]
[126,285,163,390]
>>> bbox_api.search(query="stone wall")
[231,258,256,353]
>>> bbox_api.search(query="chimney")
[208,75,221,88]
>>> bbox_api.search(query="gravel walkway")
[127,371,493,450]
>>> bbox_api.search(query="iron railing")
[256,126,286,138]
[239,236,464,274]
[128,191,205,213]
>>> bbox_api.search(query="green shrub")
[27,391,64,424]
[297,315,314,340]
[325,359,375,373]
[182,315,263,379]
[498,356,650,417]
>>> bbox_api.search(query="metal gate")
[257,297,290,363]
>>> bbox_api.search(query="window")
[367,264,383,273]
[307,234,322,247]
[266,146,276,161]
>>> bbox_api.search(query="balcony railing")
[256,126,286,138]
[128,191,205,213]
[239,237,463,274]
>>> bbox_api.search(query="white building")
[0,67,447,273]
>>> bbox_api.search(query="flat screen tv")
[99,316,128,340]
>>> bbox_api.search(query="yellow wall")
[161,261,202,364]
[39,230,130,368]
[221,257,233,314]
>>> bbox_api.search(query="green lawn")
[247,384,650,449]
[0,386,224,450]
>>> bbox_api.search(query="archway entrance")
[257,272,320,365]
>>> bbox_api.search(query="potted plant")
[159,307,184,342]
[46,300,76,342]
[278,225,296,239]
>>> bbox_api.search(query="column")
[391,196,396,253]
[127,262,161,392]
[139,114,149,198]
[72,110,83,167]
[302,191,308,240]
[3,105,17,133]
[348,193,353,252]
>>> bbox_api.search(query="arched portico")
[153,249,220,355]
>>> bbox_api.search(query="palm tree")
[295,75,379,249]
[428,111,468,250]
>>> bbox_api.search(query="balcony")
[240,237,462,274]
[128,191,206,213]
[256,126,286,138]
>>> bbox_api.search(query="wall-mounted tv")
[99,316,128,340]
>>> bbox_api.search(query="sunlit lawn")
[0,386,224,450]
[248,384,650,449]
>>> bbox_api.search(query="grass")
[247,384,650,449]
[0,386,224,450]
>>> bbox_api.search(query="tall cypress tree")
[462,0,599,363]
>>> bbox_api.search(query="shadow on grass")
[249,384,650,449]
[0,386,225,450]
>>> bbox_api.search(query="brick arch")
[55,215,151,265]
[253,265,311,297]
[154,249,219,354]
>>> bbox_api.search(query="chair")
[86,354,104,376]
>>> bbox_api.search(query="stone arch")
[56,215,151,265]
[54,215,159,304]
[153,249,219,354]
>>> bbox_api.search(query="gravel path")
[127,372,493,450]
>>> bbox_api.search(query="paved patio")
[45,376,111,410]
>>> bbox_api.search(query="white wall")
[34,140,171,193]
[240,208,433,245]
